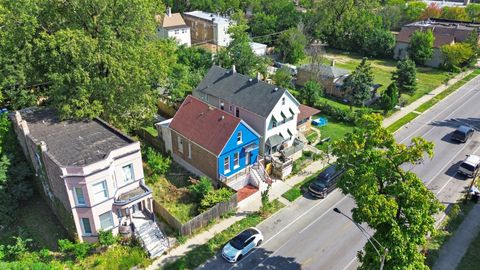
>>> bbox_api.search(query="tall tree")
[420,2,441,20]
[249,12,277,44]
[408,30,434,65]
[276,28,307,64]
[404,1,427,22]
[381,83,399,113]
[392,58,417,94]
[299,80,323,106]
[466,3,480,22]
[342,58,374,109]
[440,43,474,71]
[441,6,469,21]
[331,114,443,270]
[273,68,293,89]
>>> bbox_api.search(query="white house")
[156,8,191,47]
[183,11,232,47]
[192,65,302,157]
[249,42,268,56]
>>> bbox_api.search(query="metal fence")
[153,192,238,236]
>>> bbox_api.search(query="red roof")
[298,104,320,122]
[169,95,241,155]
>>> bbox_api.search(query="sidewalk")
[432,204,480,270]
[382,70,473,127]
[146,159,329,269]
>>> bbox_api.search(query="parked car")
[451,125,474,143]
[308,165,345,199]
[458,154,480,178]
[222,228,263,263]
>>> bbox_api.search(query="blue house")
[160,95,261,189]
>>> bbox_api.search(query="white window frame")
[99,211,114,230]
[92,180,109,203]
[188,143,192,159]
[178,136,183,153]
[174,29,179,35]
[282,97,285,105]
[122,164,135,182]
[74,187,86,206]
[224,156,230,173]
[234,152,240,168]
[237,131,242,144]
[80,217,92,235]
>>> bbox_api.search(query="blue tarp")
[312,117,328,127]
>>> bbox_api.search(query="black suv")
[308,165,345,199]
[451,125,474,143]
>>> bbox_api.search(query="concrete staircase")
[134,220,169,259]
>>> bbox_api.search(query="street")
[198,74,480,270]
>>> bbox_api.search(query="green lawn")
[300,49,452,105]
[313,114,356,152]
[386,112,420,133]
[456,226,480,270]
[0,194,69,251]
[282,171,323,202]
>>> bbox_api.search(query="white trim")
[99,211,114,230]
[224,156,230,173]
[237,131,242,144]
[80,217,92,236]
[73,187,86,206]
[92,179,109,203]
[233,152,240,168]
[188,143,192,159]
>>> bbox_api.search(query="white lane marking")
[424,139,474,186]
[299,196,349,234]
[398,87,480,144]
[435,141,480,196]
[342,256,358,270]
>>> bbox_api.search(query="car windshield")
[461,163,475,172]
[312,179,327,188]
[229,229,255,249]
[453,130,465,137]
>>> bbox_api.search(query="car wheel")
[237,254,243,261]
[257,240,262,247]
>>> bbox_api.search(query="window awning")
[266,134,284,146]
[244,143,258,152]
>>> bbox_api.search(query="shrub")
[4,236,32,261]
[199,188,234,212]
[146,147,171,176]
[58,239,93,260]
[188,177,214,203]
[260,185,272,217]
[98,230,117,247]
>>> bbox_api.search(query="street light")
[333,207,388,270]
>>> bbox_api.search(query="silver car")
[221,227,263,263]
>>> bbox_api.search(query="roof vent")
[248,78,253,82]
[208,106,214,110]
[274,87,279,92]
[220,115,225,120]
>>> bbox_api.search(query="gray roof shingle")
[299,64,350,78]
[19,108,132,167]
[194,66,288,118]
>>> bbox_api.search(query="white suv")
[458,155,480,178]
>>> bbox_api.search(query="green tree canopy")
[381,82,399,112]
[392,58,417,94]
[276,28,307,64]
[331,113,443,270]
[408,30,434,65]
[273,68,293,89]
[466,3,480,22]
[342,58,374,109]
[404,1,427,22]
[441,6,469,21]
[299,80,323,106]
[441,43,475,71]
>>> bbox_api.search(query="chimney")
[166,7,172,17]
[232,65,236,73]
[331,60,335,67]
[257,72,262,82]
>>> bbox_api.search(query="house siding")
[170,130,218,180]
[394,41,443,68]
[218,123,259,177]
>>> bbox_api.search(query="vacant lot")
[0,194,69,250]
[313,114,356,152]
[300,49,452,106]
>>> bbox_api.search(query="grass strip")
[282,170,323,202]
[456,225,480,270]
[163,199,284,270]
[386,112,420,133]
[425,201,476,267]
[416,69,480,113]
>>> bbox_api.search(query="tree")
[299,80,323,106]
[331,114,443,270]
[392,58,417,94]
[381,83,399,112]
[404,1,427,22]
[249,12,277,44]
[441,43,475,71]
[361,28,396,57]
[273,68,293,89]
[276,28,307,64]
[441,6,469,21]
[466,3,480,22]
[342,58,374,109]
[420,2,442,20]
[408,30,434,65]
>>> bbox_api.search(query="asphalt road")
[198,75,480,270]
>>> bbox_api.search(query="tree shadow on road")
[429,117,480,131]
[228,248,302,270]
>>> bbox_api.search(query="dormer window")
[282,97,285,105]
[237,131,242,144]
[220,102,224,110]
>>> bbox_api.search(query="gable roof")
[195,65,298,118]
[298,104,320,122]
[299,64,350,78]
[157,13,187,29]
[169,95,241,155]
[17,107,132,167]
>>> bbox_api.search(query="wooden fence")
[136,127,165,153]
[153,192,238,236]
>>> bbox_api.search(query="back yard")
[313,114,356,152]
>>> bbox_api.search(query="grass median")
[282,170,323,202]
[163,199,284,270]
[386,112,420,133]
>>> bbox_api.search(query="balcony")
[114,182,152,206]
